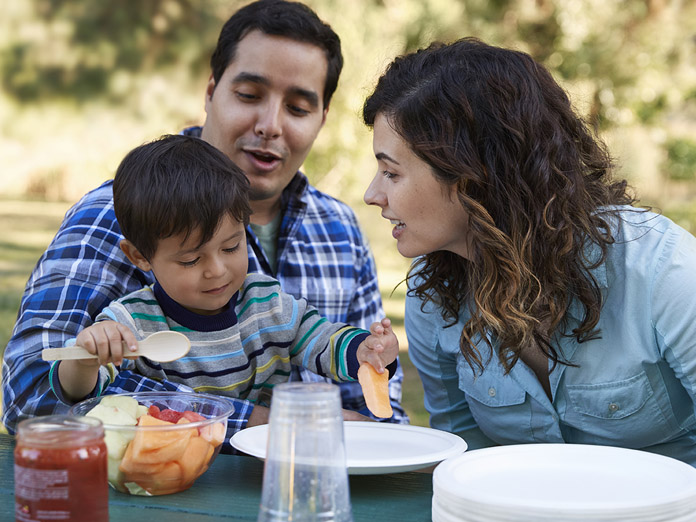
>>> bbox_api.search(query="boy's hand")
[356,318,399,374]
[75,321,138,366]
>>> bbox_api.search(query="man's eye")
[236,91,257,101]
[288,104,310,116]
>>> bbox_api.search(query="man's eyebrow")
[376,152,400,165]
[232,72,319,108]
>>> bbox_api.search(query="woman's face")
[364,113,472,260]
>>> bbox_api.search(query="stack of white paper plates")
[432,444,696,521]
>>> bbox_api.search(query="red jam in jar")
[14,415,109,522]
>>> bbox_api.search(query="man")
[2,0,407,437]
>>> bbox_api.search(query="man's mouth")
[244,148,282,166]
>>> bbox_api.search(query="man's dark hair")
[210,0,343,109]
[113,134,252,260]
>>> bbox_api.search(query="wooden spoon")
[41,331,191,363]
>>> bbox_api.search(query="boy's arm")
[1,183,153,434]
[58,320,139,402]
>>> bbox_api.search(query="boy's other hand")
[357,317,399,374]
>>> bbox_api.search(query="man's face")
[201,30,329,219]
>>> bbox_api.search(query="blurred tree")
[0,0,694,208]
[1,0,229,104]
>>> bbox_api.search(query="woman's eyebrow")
[376,152,400,164]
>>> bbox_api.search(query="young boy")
[55,135,398,433]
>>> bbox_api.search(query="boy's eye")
[223,245,240,253]
[178,258,199,267]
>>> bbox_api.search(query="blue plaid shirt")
[2,137,407,437]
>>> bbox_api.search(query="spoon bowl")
[41,331,191,363]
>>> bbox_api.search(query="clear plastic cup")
[258,382,353,522]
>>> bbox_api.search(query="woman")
[363,38,696,465]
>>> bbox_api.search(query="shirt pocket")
[564,371,675,447]
[457,361,529,443]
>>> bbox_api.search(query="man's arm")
[1,182,153,433]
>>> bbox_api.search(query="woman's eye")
[383,170,397,180]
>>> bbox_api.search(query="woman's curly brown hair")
[363,38,637,374]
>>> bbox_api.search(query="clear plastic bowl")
[70,391,234,496]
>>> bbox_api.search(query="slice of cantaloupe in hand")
[358,363,393,418]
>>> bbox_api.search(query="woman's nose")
[364,175,385,207]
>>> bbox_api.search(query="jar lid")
[17,415,104,447]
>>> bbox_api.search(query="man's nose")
[254,100,283,139]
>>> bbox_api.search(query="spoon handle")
[41,345,139,361]
[41,346,97,361]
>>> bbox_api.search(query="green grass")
[0,198,430,431]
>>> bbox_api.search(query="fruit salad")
[86,395,226,495]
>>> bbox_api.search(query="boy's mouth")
[204,284,229,295]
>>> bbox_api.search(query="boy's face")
[144,214,248,316]
[200,30,328,219]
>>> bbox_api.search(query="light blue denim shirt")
[406,207,696,465]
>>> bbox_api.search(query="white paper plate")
[231,421,467,474]
[433,444,696,518]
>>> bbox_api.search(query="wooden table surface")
[0,433,433,521]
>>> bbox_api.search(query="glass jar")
[14,415,109,522]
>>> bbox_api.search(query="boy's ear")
[120,239,152,272]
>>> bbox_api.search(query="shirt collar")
[153,282,238,332]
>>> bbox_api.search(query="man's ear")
[205,74,216,102]
[120,239,152,272]
[320,104,329,128]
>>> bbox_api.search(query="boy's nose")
[204,257,226,278]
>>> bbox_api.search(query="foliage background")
[1,0,695,425]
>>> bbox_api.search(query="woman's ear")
[120,239,152,272]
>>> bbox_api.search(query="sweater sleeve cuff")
[345,332,370,379]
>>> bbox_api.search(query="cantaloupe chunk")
[358,363,393,418]
[134,461,184,495]
[130,415,196,462]
[199,421,226,446]
[178,435,214,485]
[119,441,166,475]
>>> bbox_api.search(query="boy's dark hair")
[210,0,343,109]
[113,134,252,261]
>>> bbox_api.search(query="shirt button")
[608,402,620,413]
[488,387,496,397]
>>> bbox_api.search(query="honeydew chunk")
[86,403,137,426]
[107,455,124,486]
[100,395,140,419]
[136,404,149,419]
[104,429,133,460]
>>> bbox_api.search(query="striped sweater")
[96,273,369,404]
